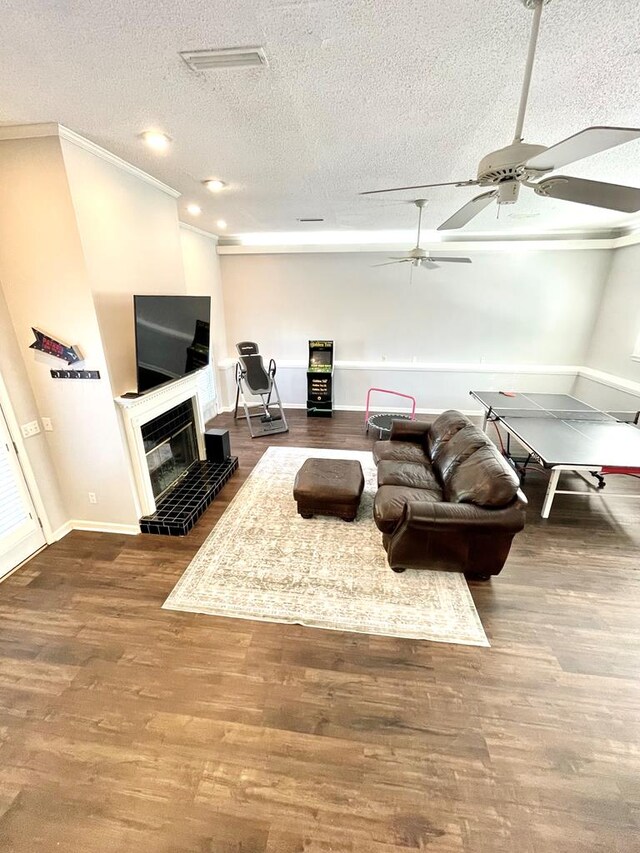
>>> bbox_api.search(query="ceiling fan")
[372,199,472,268]
[362,0,640,230]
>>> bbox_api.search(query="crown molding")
[58,126,181,198]
[0,122,181,198]
[218,226,640,253]
[2,123,638,250]
[179,222,219,242]
[0,122,60,140]
[217,237,618,254]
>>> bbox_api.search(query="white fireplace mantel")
[115,369,208,517]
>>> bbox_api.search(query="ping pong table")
[471,391,640,518]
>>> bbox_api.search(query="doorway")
[0,405,46,579]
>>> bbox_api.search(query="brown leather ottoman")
[293,458,365,521]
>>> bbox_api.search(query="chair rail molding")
[216,358,640,412]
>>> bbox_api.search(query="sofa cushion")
[433,424,492,485]
[427,410,472,462]
[373,440,428,465]
[446,445,520,508]
[373,485,443,534]
[377,460,441,491]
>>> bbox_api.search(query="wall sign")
[30,328,83,365]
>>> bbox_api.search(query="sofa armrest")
[389,419,431,443]
[400,495,527,534]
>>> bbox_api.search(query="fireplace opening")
[141,400,198,500]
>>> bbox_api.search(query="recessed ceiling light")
[203,179,227,192]
[186,203,201,216]
[140,130,171,152]
[216,219,228,229]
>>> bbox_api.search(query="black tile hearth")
[139,457,238,536]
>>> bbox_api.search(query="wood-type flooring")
[0,411,639,852]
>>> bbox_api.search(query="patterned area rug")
[163,447,489,646]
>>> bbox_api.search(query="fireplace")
[115,371,207,517]
[142,401,198,500]
[115,369,238,535]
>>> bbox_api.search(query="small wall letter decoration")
[30,328,83,365]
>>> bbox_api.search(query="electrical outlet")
[88,492,97,504]
[41,417,53,431]
[20,420,41,438]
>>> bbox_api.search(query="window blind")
[0,443,29,538]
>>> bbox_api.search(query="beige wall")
[0,131,229,535]
[0,285,68,533]
[61,138,187,397]
[0,135,139,528]
[179,226,229,411]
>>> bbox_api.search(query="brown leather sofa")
[373,410,527,579]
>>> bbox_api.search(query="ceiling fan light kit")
[519,0,551,9]
[362,0,640,229]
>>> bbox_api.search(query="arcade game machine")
[306,340,334,417]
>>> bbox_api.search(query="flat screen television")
[134,295,211,393]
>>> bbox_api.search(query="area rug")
[163,447,489,646]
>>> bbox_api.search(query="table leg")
[541,468,561,519]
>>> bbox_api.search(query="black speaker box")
[204,428,231,463]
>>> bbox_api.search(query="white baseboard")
[333,404,481,417]
[217,403,480,417]
[69,520,140,535]
[49,521,73,542]
[47,519,140,541]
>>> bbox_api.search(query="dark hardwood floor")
[1,410,639,852]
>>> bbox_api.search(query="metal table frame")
[472,391,640,519]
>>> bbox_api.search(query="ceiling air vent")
[298,218,324,223]
[179,47,268,71]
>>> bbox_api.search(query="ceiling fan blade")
[361,198,421,207]
[427,256,472,264]
[360,179,477,196]
[437,191,497,231]
[525,126,640,172]
[371,259,412,267]
[535,175,640,213]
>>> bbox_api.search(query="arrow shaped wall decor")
[29,328,83,365]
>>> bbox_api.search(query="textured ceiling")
[1,0,640,238]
